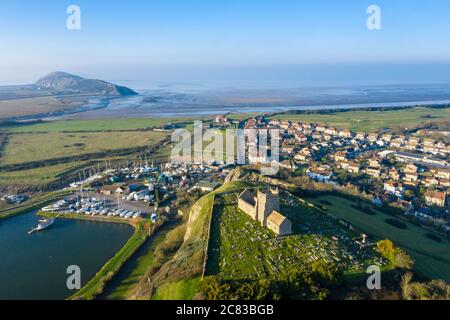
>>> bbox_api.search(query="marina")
[0,210,133,300]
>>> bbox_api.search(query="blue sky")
[1,0,450,86]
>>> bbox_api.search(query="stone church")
[237,187,292,236]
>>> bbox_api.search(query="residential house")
[334,151,348,162]
[339,129,352,138]
[365,167,381,178]
[425,191,447,207]
[307,168,333,183]
[388,168,401,180]
[295,133,308,144]
[391,138,404,148]
[381,134,392,142]
[348,163,361,174]
[367,133,378,142]
[423,176,440,187]
[384,181,405,197]
[356,132,366,140]
[403,173,418,183]
[433,169,450,180]
[404,164,418,174]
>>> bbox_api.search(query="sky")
[1,0,450,87]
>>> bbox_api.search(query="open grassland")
[152,278,200,300]
[0,162,87,187]
[0,96,85,119]
[0,131,168,166]
[271,107,450,132]
[306,195,450,282]
[1,117,200,133]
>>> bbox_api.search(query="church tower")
[256,187,280,227]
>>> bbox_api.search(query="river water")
[0,211,133,300]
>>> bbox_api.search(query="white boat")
[125,211,134,219]
[28,218,55,234]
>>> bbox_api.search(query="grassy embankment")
[271,107,450,132]
[148,181,261,300]
[306,195,450,282]
[100,221,181,300]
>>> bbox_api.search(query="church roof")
[267,210,288,226]
[238,188,256,206]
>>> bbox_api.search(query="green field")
[271,107,450,132]
[306,195,450,282]
[152,278,200,300]
[0,117,200,133]
[0,162,88,186]
[0,131,168,166]
[206,191,384,281]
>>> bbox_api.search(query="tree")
[377,239,414,269]
[404,189,415,200]
[199,276,232,300]
[394,249,414,270]
[377,239,396,261]
[401,272,413,300]
[311,259,344,288]
[402,273,450,300]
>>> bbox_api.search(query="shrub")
[385,218,407,229]
[425,233,442,243]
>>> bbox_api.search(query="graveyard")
[206,191,388,281]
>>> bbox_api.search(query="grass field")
[206,191,384,281]
[306,195,450,282]
[0,96,84,119]
[0,131,168,166]
[152,278,200,300]
[271,107,450,132]
[0,162,88,186]
[1,118,199,133]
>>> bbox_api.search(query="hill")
[35,72,137,96]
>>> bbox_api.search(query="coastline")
[2,97,449,123]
